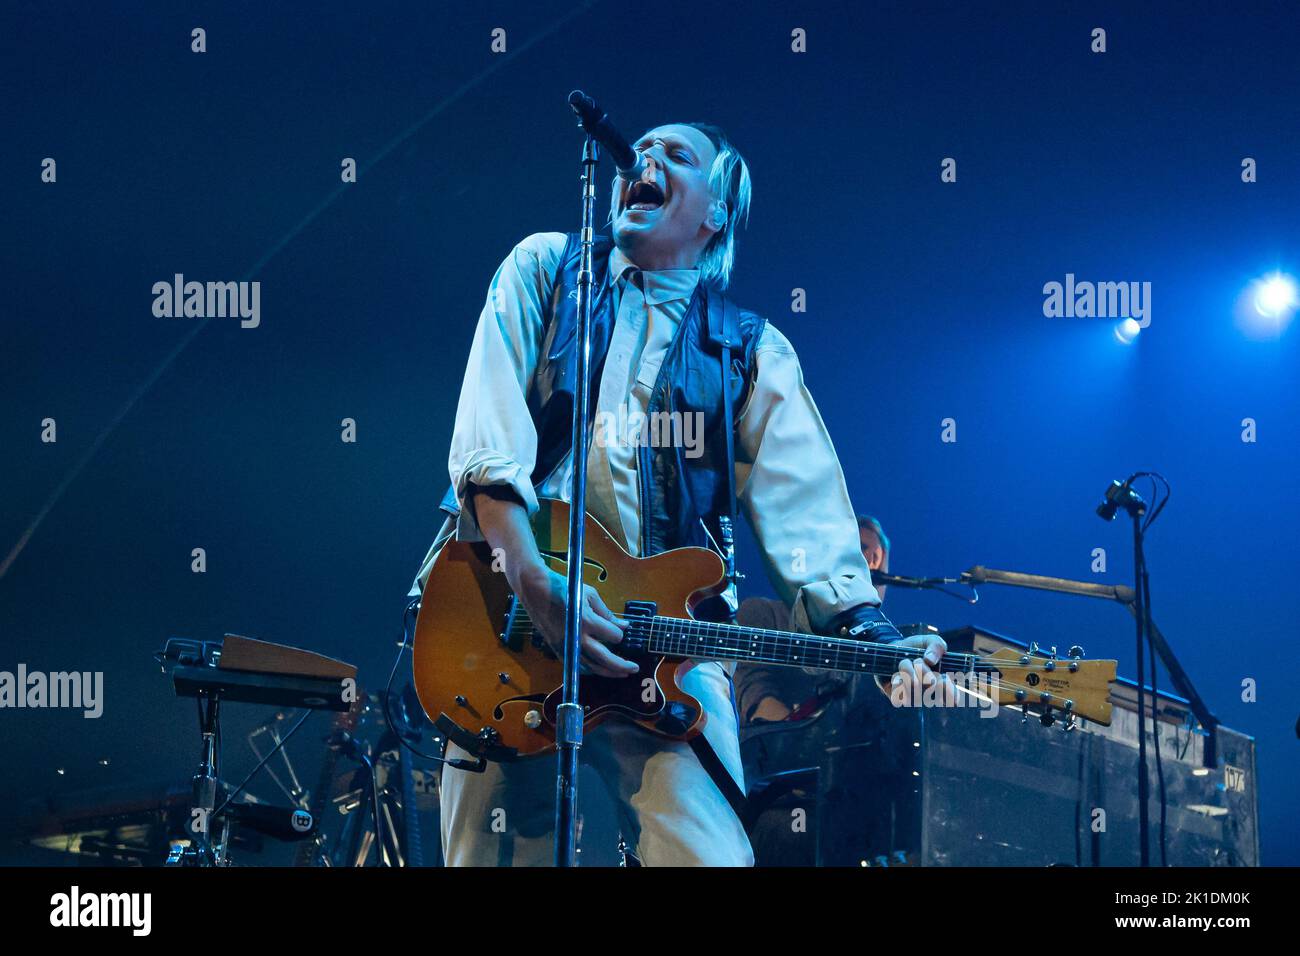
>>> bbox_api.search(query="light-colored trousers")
[439,661,754,866]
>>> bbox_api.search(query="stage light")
[1253,273,1298,318]
[1113,317,1141,345]
[1235,271,1297,338]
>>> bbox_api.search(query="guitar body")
[412,498,727,760]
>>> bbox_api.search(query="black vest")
[440,232,766,559]
[531,233,766,557]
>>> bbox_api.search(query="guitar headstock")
[985,645,1117,727]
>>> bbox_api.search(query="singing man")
[410,121,949,866]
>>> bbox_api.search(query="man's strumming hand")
[512,562,634,678]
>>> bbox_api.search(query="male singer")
[411,121,949,866]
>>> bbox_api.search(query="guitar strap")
[695,289,750,824]
[711,292,741,559]
[689,732,749,823]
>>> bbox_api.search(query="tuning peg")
[1068,645,1085,659]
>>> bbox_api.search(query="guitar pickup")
[499,596,533,652]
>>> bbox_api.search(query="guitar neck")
[622,614,986,678]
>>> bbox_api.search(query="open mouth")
[624,179,665,213]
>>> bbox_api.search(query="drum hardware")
[156,634,359,866]
[248,713,311,810]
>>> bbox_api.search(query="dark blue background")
[3,1,1296,864]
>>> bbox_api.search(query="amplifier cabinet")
[743,626,1259,867]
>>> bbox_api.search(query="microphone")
[873,569,976,604]
[1096,475,1146,521]
[568,90,646,181]
[871,570,953,589]
[872,570,921,588]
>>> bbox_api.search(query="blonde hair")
[683,122,751,289]
[608,122,752,289]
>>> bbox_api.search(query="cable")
[381,599,441,761]
[382,597,485,772]
[1139,472,1171,865]
[1143,534,1169,867]
[1131,470,1171,866]
[1137,471,1171,533]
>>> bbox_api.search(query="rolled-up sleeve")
[735,323,881,634]
[448,232,565,541]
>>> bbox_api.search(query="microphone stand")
[962,469,1220,870]
[552,121,600,868]
[1126,493,1153,867]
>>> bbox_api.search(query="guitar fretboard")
[621,615,988,677]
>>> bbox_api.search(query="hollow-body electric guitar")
[412,499,1117,761]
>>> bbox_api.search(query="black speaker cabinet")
[741,626,1259,867]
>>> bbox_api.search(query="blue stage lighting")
[1113,317,1141,345]
[1254,273,1298,318]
